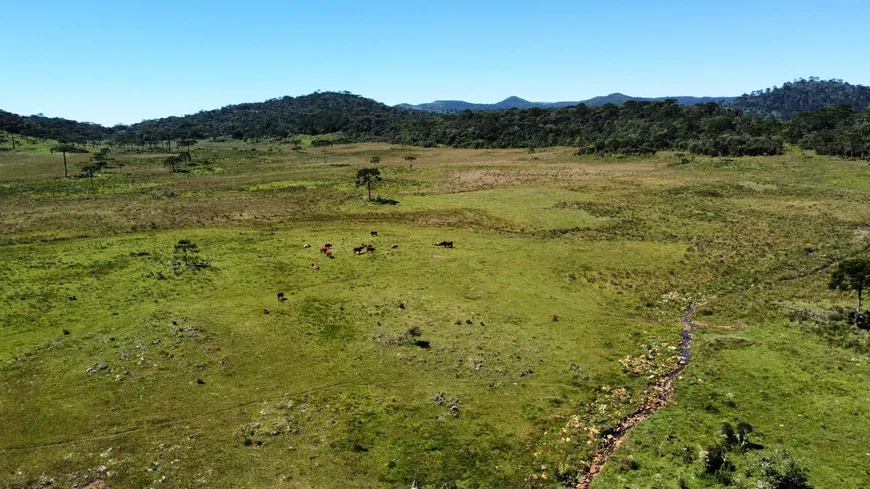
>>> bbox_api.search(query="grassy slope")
[0,142,868,488]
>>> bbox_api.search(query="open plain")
[1,141,869,488]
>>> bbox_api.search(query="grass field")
[1,142,868,488]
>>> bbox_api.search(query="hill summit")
[732,78,870,121]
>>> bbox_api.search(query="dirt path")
[577,303,699,489]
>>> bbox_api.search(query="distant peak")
[499,96,529,103]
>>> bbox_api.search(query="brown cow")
[264,308,270,315]
[311,263,320,271]
[320,246,329,253]
[326,249,334,259]
[390,244,399,249]
[434,241,454,248]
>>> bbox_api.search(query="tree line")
[2,85,870,160]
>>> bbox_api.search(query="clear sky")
[2,0,868,125]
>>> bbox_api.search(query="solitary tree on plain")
[404,155,417,169]
[311,139,333,162]
[829,257,870,327]
[177,139,196,154]
[81,153,109,182]
[356,167,381,201]
[370,156,381,165]
[174,239,199,262]
[51,143,86,178]
[164,155,184,173]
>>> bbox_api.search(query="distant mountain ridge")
[398,94,735,112]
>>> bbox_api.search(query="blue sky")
[2,0,868,125]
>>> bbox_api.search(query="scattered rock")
[448,400,461,418]
[86,363,109,375]
[63,329,71,336]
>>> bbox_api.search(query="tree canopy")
[3,83,870,160]
[356,167,381,201]
[734,79,870,121]
[829,257,870,327]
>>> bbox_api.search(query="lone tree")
[311,139,333,162]
[164,155,184,173]
[80,148,112,181]
[177,139,197,154]
[404,155,417,169]
[356,167,381,201]
[80,160,107,182]
[369,156,381,165]
[829,257,870,327]
[174,239,199,262]
[51,143,87,178]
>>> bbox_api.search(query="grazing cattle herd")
[274,232,454,305]
[304,232,454,273]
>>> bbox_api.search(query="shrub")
[703,444,734,483]
[722,422,738,447]
[747,448,812,489]
[704,444,728,474]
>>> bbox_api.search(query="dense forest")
[2,80,870,159]
[733,78,870,121]
[0,110,110,143]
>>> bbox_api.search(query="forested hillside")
[127,91,401,142]
[2,82,870,159]
[391,101,785,156]
[733,78,870,121]
[0,110,111,143]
